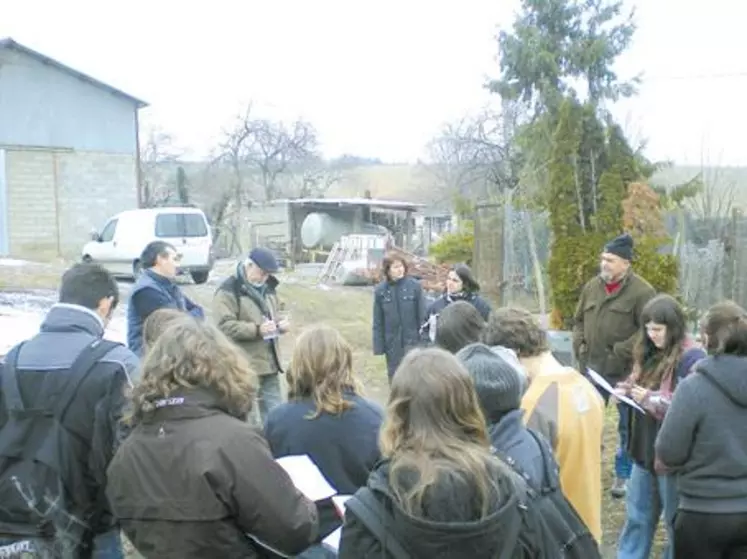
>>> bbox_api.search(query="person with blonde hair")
[106,316,319,558]
[339,347,542,558]
[265,325,383,544]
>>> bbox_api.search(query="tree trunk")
[524,211,547,319]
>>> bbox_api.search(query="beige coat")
[213,275,282,376]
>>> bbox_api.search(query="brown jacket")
[213,275,282,376]
[572,272,655,382]
[106,388,318,558]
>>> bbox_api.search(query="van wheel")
[133,260,143,278]
[82,254,92,263]
[191,271,209,285]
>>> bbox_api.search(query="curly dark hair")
[481,307,549,358]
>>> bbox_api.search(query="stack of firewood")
[362,245,450,293]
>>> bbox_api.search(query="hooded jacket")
[106,388,318,558]
[655,354,747,513]
[338,460,538,558]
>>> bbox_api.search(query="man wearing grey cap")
[213,247,289,424]
[457,343,548,484]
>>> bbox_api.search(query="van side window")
[155,214,182,237]
[155,213,208,238]
[100,219,118,242]
[183,214,208,237]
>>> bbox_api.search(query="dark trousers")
[674,510,747,559]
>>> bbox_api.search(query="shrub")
[429,224,474,265]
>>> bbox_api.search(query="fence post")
[473,201,505,306]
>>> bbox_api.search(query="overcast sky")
[2,0,745,165]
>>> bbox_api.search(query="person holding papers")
[656,301,747,558]
[614,294,705,559]
[106,317,318,559]
[264,325,383,545]
[571,233,656,499]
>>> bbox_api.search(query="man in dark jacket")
[127,240,204,355]
[0,263,139,558]
[572,232,655,498]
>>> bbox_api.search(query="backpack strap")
[525,428,561,495]
[490,445,539,498]
[346,488,412,559]
[1,343,27,412]
[53,339,122,422]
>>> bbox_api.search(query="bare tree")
[288,155,341,198]
[139,127,182,207]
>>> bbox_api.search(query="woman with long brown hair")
[339,347,540,558]
[614,294,705,559]
[264,325,383,544]
[106,316,319,558]
[656,301,747,558]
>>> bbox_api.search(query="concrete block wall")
[5,149,138,258]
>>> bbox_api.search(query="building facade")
[0,38,146,257]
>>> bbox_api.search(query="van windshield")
[155,213,208,238]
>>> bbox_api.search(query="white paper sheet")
[586,368,646,414]
[275,455,337,502]
[322,527,342,552]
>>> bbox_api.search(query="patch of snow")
[0,293,127,356]
[0,258,34,267]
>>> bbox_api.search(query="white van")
[81,207,214,284]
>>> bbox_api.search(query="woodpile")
[358,245,450,293]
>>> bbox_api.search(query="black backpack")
[493,429,601,559]
[0,338,120,558]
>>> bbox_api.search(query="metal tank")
[300,212,386,249]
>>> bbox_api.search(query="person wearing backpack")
[0,263,139,558]
[338,347,545,559]
[457,343,601,559]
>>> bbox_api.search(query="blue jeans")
[255,373,283,425]
[615,403,633,480]
[0,530,123,558]
[617,464,678,559]
[592,379,633,480]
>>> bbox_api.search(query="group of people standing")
[371,231,747,558]
[0,232,746,558]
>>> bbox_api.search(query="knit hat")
[248,247,279,273]
[603,233,634,261]
[456,343,524,420]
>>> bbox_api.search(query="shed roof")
[0,38,148,109]
[284,197,424,212]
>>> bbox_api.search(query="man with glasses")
[127,241,204,356]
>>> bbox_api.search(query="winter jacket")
[213,271,283,376]
[372,277,426,377]
[106,388,318,558]
[339,459,540,558]
[0,304,139,537]
[656,354,747,514]
[488,410,549,490]
[264,392,384,538]
[624,344,705,472]
[572,272,655,382]
[127,269,204,355]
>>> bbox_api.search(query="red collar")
[604,279,623,295]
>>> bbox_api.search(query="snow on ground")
[0,288,128,356]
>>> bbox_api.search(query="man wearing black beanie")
[571,232,655,499]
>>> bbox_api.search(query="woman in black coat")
[372,253,426,382]
[422,263,491,343]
